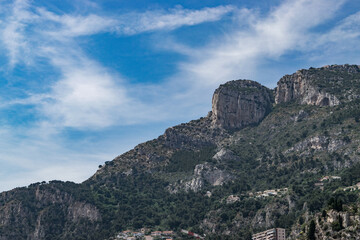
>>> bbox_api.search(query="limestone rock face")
[275,65,360,106]
[168,162,232,193]
[275,70,340,106]
[211,80,273,130]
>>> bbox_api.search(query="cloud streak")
[115,5,234,35]
[34,5,234,39]
[1,0,35,66]
[174,0,347,90]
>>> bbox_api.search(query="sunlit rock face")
[275,70,340,106]
[211,80,273,130]
[275,65,360,106]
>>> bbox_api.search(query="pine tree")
[307,220,316,240]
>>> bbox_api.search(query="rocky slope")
[1,64,360,240]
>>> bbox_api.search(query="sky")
[0,0,360,192]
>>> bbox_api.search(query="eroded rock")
[211,80,273,130]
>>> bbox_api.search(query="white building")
[252,228,285,240]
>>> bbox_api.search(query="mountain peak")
[211,79,273,130]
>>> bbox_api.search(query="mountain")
[1,64,360,239]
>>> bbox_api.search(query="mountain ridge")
[2,64,360,239]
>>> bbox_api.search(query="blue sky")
[0,0,360,191]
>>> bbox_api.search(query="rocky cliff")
[275,64,360,106]
[211,80,273,129]
[0,181,101,240]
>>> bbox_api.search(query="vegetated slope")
[1,65,360,240]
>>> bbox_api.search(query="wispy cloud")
[34,5,234,39]
[1,0,35,66]
[172,0,347,90]
[37,9,117,38]
[115,5,234,35]
[318,11,360,45]
[0,125,114,191]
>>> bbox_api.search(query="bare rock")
[226,195,240,204]
[212,148,238,161]
[211,80,273,130]
[275,65,360,106]
[67,202,101,222]
[285,136,347,155]
[276,71,340,106]
[169,163,232,193]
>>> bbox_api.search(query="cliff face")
[275,64,360,106]
[275,71,340,106]
[0,182,101,240]
[211,80,273,130]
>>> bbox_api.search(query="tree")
[322,210,327,218]
[332,215,343,231]
[307,220,316,240]
[328,197,343,211]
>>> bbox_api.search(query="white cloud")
[0,124,105,191]
[115,5,234,35]
[43,67,126,128]
[33,5,234,39]
[37,8,117,38]
[168,0,347,92]
[318,11,360,44]
[1,0,36,66]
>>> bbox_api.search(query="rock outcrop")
[211,80,273,130]
[285,135,348,155]
[275,65,360,106]
[168,162,232,193]
[275,70,340,106]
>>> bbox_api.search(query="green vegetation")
[308,65,360,97]
[307,220,316,240]
[165,146,216,172]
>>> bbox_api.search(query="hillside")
[1,64,360,239]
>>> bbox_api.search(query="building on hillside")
[252,228,285,240]
[162,231,174,236]
[151,231,162,236]
[320,176,341,182]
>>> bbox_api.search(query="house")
[162,231,174,236]
[133,232,143,237]
[151,231,162,236]
[252,228,285,240]
[320,176,330,181]
[320,176,341,182]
